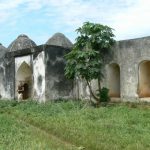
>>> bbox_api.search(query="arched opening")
[138,61,150,98]
[16,62,32,99]
[108,63,120,97]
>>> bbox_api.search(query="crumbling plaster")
[75,36,150,102]
[103,36,150,101]
[1,34,150,102]
[33,51,45,101]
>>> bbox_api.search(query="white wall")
[0,63,7,98]
[33,51,45,102]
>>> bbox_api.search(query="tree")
[65,22,115,103]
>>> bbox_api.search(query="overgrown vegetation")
[0,100,149,150]
[97,87,110,102]
[65,22,115,104]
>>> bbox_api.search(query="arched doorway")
[138,61,150,97]
[108,63,120,97]
[16,61,33,99]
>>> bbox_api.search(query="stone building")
[75,36,150,102]
[0,33,150,102]
[103,36,150,102]
[0,33,73,102]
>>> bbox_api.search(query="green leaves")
[75,21,115,55]
[65,49,102,81]
[96,87,110,102]
[65,21,115,102]
[65,21,115,81]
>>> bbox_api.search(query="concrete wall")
[4,53,15,99]
[103,36,150,101]
[45,45,73,100]
[0,49,8,99]
[0,44,73,101]
[33,51,45,101]
[1,36,150,102]
[73,78,90,100]
[0,59,9,99]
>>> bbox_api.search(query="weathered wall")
[45,45,73,100]
[0,44,73,101]
[0,48,8,99]
[0,62,6,98]
[1,36,150,102]
[33,50,45,101]
[103,36,150,101]
[4,53,15,99]
[0,59,9,99]
[2,46,43,100]
[75,36,150,102]
[73,78,90,100]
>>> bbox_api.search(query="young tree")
[65,22,115,103]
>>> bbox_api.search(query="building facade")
[0,34,150,102]
[75,36,150,102]
[0,33,73,102]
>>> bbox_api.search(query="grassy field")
[0,100,149,150]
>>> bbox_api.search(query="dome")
[8,34,37,52]
[0,43,6,51]
[0,43,7,57]
[46,33,73,48]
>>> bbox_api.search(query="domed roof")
[0,43,7,57]
[8,34,37,52]
[0,43,6,51]
[46,33,73,48]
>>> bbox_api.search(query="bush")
[97,87,110,102]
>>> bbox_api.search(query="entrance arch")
[138,61,150,97]
[108,63,120,97]
[16,61,33,99]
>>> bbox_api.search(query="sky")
[0,0,150,47]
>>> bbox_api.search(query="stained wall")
[103,36,150,101]
[1,36,150,102]
[33,51,45,101]
[45,45,73,100]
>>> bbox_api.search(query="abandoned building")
[0,33,73,102]
[104,36,150,102]
[0,33,150,102]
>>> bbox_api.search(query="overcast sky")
[0,0,150,47]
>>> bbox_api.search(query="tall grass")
[0,100,150,150]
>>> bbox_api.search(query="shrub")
[97,87,110,102]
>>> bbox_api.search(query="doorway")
[16,61,32,99]
[138,61,150,97]
[108,63,120,97]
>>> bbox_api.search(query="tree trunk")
[86,80,99,102]
[98,78,101,92]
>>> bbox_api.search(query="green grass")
[0,100,150,150]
